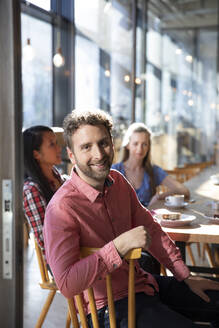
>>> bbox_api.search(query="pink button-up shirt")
[43,168,190,314]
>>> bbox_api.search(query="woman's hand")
[148,193,160,207]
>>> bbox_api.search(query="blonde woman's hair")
[120,122,156,196]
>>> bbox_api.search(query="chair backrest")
[184,160,214,170]
[34,239,55,287]
[166,167,200,183]
[68,247,142,328]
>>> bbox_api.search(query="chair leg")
[196,243,201,257]
[160,264,167,276]
[68,299,81,328]
[186,244,196,266]
[204,244,219,278]
[215,248,219,266]
[204,244,215,267]
[66,310,71,328]
[35,290,56,328]
[202,243,207,260]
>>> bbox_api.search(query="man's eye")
[100,141,108,147]
[82,145,90,150]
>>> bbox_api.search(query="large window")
[21,13,52,129]
[21,0,219,167]
[27,0,51,11]
[143,3,218,168]
[75,0,133,127]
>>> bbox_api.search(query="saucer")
[160,214,196,228]
[164,202,188,209]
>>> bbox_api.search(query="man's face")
[67,124,114,189]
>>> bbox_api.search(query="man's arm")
[43,203,123,298]
[126,184,190,281]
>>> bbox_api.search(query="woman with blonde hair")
[112,122,190,207]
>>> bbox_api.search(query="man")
[43,109,219,328]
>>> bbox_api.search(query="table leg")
[176,241,186,262]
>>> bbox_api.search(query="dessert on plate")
[162,212,181,221]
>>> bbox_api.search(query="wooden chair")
[166,167,200,183]
[184,160,214,171]
[67,247,142,328]
[34,239,71,328]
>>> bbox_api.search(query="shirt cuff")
[173,260,191,281]
[98,241,123,273]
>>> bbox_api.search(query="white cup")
[210,175,219,185]
[165,194,185,207]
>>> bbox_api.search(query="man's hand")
[113,226,151,258]
[184,275,219,302]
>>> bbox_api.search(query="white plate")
[164,202,188,209]
[160,214,196,228]
[204,215,219,224]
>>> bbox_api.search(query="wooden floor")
[23,236,210,328]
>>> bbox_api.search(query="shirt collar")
[70,166,114,203]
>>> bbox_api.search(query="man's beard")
[75,155,113,181]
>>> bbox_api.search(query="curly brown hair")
[63,109,113,149]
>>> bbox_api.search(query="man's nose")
[92,145,104,159]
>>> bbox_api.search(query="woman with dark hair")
[112,122,190,207]
[23,125,65,254]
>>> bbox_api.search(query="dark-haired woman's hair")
[120,122,156,197]
[23,125,54,204]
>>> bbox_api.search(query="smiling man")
[43,109,219,328]
[66,123,114,190]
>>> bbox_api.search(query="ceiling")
[148,0,218,29]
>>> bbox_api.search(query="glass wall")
[21,13,52,129]
[27,0,51,11]
[143,3,218,168]
[75,0,133,160]
[21,0,219,167]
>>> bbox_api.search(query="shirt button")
[113,263,118,269]
[98,277,102,280]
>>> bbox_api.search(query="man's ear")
[66,147,75,165]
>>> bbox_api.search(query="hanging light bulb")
[23,38,35,61]
[53,25,65,68]
[53,47,65,68]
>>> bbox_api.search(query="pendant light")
[53,8,65,68]
[23,37,35,61]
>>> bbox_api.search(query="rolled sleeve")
[98,241,123,272]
